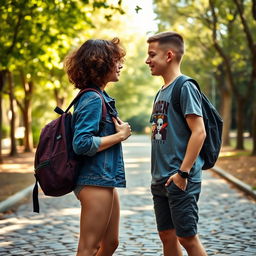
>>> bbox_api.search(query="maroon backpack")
[33,88,107,213]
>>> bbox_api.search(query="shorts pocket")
[167,181,187,194]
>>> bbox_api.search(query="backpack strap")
[171,75,201,117]
[60,88,107,120]
[149,90,161,123]
[150,75,201,123]
[33,176,39,213]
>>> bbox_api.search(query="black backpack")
[33,88,107,213]
[171,75,223,170]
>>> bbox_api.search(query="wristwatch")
[177,169,189,179]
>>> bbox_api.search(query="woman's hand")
[112,117,132,141]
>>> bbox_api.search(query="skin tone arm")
[97,117,131,152]
[180,115,206,171]
[165,114,206,190]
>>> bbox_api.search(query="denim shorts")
[73,185,85,199]
[73,184,115,199]
[151,181,201,237]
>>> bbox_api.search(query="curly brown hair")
[64,38,125,89]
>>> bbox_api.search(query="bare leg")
[159,229,183,256]
[96,189,120,256]
[178,235,207,256]
[76,186,115,256]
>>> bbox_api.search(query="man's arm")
[165,114,206,190]
[179,114,206,171]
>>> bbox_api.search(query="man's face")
[145,42,167,76]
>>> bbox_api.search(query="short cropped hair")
[147,32,184,62]
[64,38,125,89]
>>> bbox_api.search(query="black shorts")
[151,181,201,237]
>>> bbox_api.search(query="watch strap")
[177,169,189,179]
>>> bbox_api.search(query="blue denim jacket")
[72,88,126,188]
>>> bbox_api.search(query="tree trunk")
[221,89,232,146]
[20,71,33,152]
[253,0,256,20]
[54,88,64,108]
[0,94,2,163]
[7,71,17,156]
[0,71,6,163]
[233,0,256,154]
[216,65,232,146]
[236,97,245,150]
[23,96,33,152]
[252,98,256,155]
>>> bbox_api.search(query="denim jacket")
[72,88,126,188]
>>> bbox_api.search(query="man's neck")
[162,70,182,89]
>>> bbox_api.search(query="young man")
[146,31,208,256]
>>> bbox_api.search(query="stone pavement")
[0,135,256,256]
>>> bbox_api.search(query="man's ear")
[166,50,174,62]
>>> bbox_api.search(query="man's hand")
[165,173,188,191]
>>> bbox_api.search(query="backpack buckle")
[54,106,65,115]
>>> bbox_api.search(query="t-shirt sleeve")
[180,81,203,117]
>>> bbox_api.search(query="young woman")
[64,38,131,256]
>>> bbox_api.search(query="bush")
[1,124,10,138]
[126,114,150,134]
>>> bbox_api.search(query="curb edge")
[0,184,34,213]
[211,166,256,200]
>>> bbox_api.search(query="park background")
[0,0,255,204]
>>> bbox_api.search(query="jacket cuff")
[85,136,101,156]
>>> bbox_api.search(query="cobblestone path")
[0,135,255,255]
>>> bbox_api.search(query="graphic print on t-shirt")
[151,100,169,141]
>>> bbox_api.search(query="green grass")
[219,151,251,159]
[230,137,253,151]
[220,137,253,159]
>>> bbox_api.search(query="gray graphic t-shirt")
[151,77,204,185]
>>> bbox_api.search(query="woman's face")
[107,61,123,83]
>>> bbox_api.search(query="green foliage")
[1,124,9,139]
[126,113,150,134]
[152,0,255,108]
[0,0,126,146]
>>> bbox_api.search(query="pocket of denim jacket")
[102,118,115,135]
